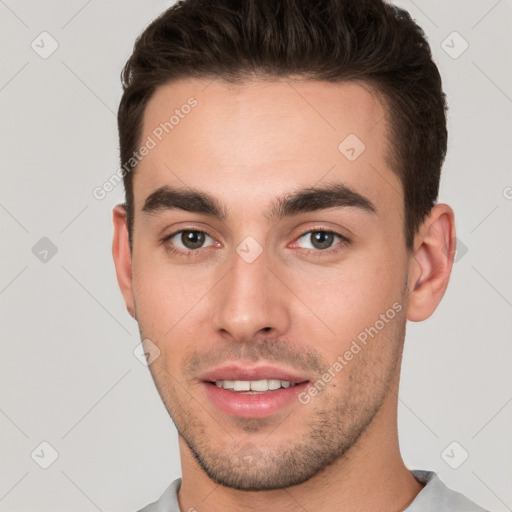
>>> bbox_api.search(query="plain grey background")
[0,0,511,510]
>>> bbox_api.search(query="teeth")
[214,379,297,391]
[268,379,282,390]
[250,379,268,391]
[233,380,251,391]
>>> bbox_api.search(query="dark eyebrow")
[141,183,376,221]
[267,183,376,222]
[142,186,229,219]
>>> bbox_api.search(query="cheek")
[131,250,179,335]
[285,246,406,347]
[131,250,217,349]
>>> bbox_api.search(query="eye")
[162,229,217,256]
[294,229,349,256]
[161,227,350,260]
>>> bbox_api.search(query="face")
[120,78,413,490]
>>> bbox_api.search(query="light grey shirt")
[136,469,490,511]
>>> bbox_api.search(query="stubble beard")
[148,311,406,491]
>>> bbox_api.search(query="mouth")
[209,378,305,393]
[199,364,310,418]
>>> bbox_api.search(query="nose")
[210,245,291,344]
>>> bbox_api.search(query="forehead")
[134,77,401,219]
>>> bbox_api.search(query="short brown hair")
[118,0,447,252]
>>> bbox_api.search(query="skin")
[112,77,456,511]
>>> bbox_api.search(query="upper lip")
[199,364,309,384]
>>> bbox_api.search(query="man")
[112,0,490,510]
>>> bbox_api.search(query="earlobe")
[406,204,456,322]
[112,204,137,321]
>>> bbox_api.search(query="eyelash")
[160,227,350,260]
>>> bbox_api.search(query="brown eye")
[296,230,346,251]
[163,229,215,254]
[180,230,207,249]
[311,231,336,250]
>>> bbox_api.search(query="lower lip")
[202,381,309,419]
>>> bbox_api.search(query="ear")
[406,203,456,322]
[112,204,137,320]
